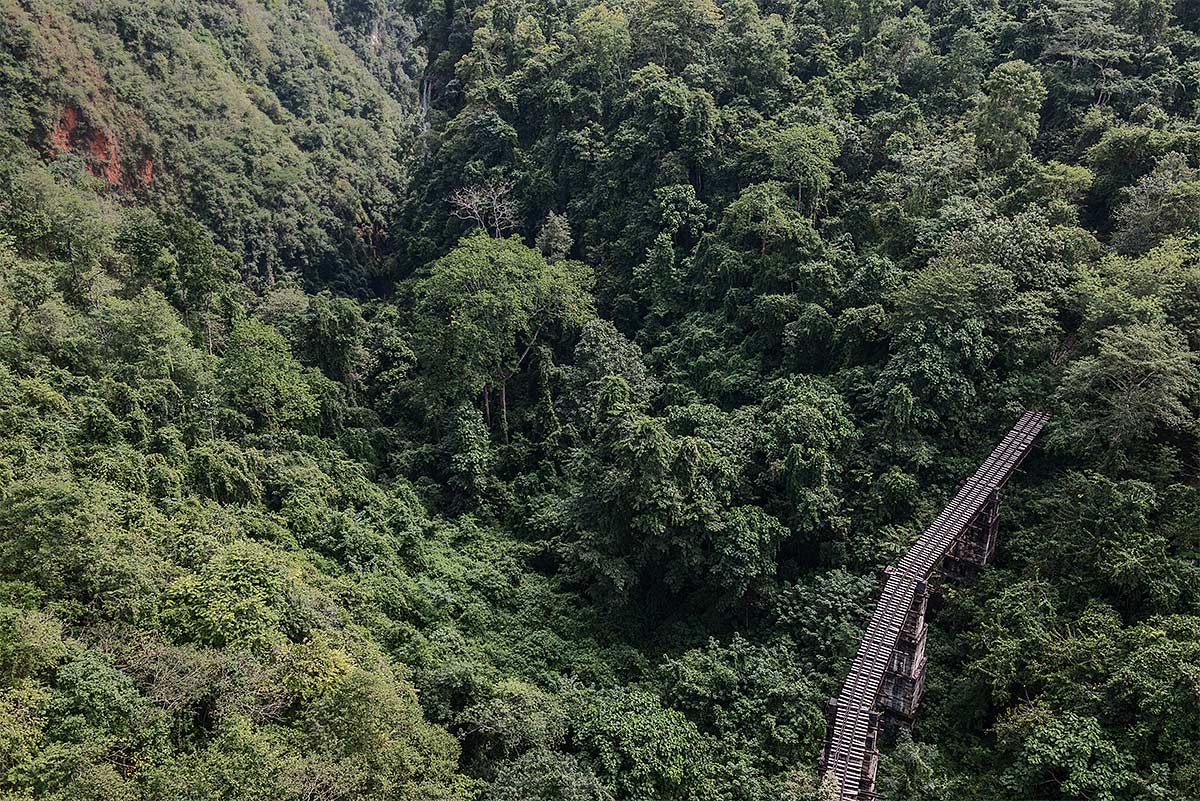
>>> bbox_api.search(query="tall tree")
[410,232,594,435]
[973,60,1048,167]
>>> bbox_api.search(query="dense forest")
[1,0,1199,799]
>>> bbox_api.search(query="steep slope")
[3,0,1200,800]
[0,0,420,288]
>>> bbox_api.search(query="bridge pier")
[821,703,881,797]
[941,489,1002,580]
[879,579,928,725]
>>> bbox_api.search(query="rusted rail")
[820,410,1050,800]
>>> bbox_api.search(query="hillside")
[1,0,418,288]
[1,0,1199,800]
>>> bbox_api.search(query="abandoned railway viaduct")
[819,410,1051,800]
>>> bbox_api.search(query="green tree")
[219,318,318,431]
[410,231,594,435]
[1056,323,1199,470]
[486,750,608,801]
[660,634,824,773]
[877,260,1054,432]
[536,212,574,264]
[771,125,839,214]
[1043,0,1135,105]
[997,708,1143,801]
[571,688,716,801]
[719,182,818,257]
[973,61,1047,167]
[302,292,370,386]
[564,383,787,609]
[875,731,948,801]
[1113,153,1200,254]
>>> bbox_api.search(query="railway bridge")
[819,410,1050,800]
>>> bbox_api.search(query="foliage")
[3,0,1200,797]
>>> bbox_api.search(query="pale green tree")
[973,61,1047,167]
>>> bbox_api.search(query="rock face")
[49,105,152,189]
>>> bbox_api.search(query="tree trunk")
[500,380,509,442]
[483,386,491,427]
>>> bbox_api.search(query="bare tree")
[449,180,520,237]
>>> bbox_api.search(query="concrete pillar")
[942,489,1002,579]
[862,711,881,797]
[879,580,928,723]
[819,697,839,774]
[820,701,883,799]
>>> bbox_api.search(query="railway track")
[821,410,1050,800]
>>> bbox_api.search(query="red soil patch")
[50,105,124,187]
[50,105,78,152]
